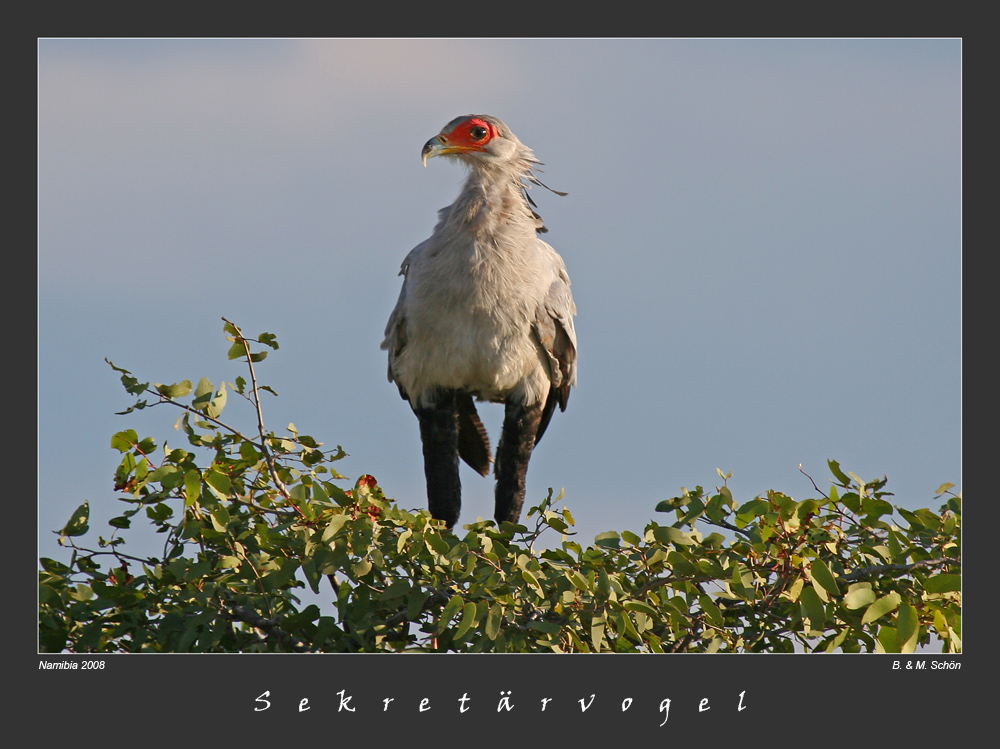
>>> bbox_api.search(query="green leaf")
[702,532,726,550]
[322,514,351,541]
[668,550,697,577]
[154,380,193,399]
[454,602,478,639]
[194,377,214,402]
[924,574,961,594]
[146,502,173,524]
[594,531,620,548]
[886,527,904,560]
[595,568,611,598]
[797,499,821,520]
[71,584,94,602]
[623,601,658,617]
[809,559,840,598]
[844,583,876,610]
[147,463,184,489]
[209,506,230,533]
[521,568,543,594]
[529,620,561,634]
[787,577,805,602]
[729,563,748,599]
[861,496,893,520]
[699,594,723,627]
[705,493,731,524]
[654,497,683,513]
[543,514,570,533]
[405,589,430,621]
[862,592,902,625]
[424,531,450,556]
[840,492,862,514]
[799,584,827,629]
[183,470,201,506]
[439,595,464,627]
[203,469,232,500]
[567,570,591,591]
[60,502,90,537]
[651,525,695,546]
[192,378,227,418]
[876,625,898,653]
[896,603,919,653]
[735,499,768,525]
[590,613,606,651]
[828,459,852,485]
[40,557,71,575]
[111,429,139,453]
[282,605,320,633]
[262,558,300,590]
[485,604,502,640]
[621,530,642,546]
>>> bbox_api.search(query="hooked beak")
[421,134,469,166]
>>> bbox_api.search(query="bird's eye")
[469,125,489,141]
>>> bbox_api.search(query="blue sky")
[38,38,960,563]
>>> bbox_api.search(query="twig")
[707,518,753,538]
[226,319,297,511]
[837,557,959,584]
[385,588,450,628]
[799,463,830,499]
[221,600,311,652]
[60,546,154,567]
[635,572,717,597]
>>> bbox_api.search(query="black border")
[27,13,975,742]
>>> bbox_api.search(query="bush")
[38,320,961,653]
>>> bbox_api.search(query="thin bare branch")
[799,463,830,499]
[837,557,959,584]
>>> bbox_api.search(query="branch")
[221,601,311,652]
[635,572,718,597]
[666,632,697,653]
[799,463,830,499]
[837,557,959,584]
[153,396,258,445]
[707,518,754,538]
[58,544,155,568]
[222,318,299,512]
[385,588,450,628]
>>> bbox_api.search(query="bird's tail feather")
[455,392,492,476]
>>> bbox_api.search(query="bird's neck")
[444,163,537,241]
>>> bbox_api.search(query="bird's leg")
[414,388,461,528]
[494,399,544,525]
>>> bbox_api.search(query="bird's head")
[421,115,521,167]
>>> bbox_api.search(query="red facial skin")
[438,117,499,153]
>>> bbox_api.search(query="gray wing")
[381,240,493,475]
[531,255,577,443]
[382,242,424,395]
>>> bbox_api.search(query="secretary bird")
[382,114,577,528]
